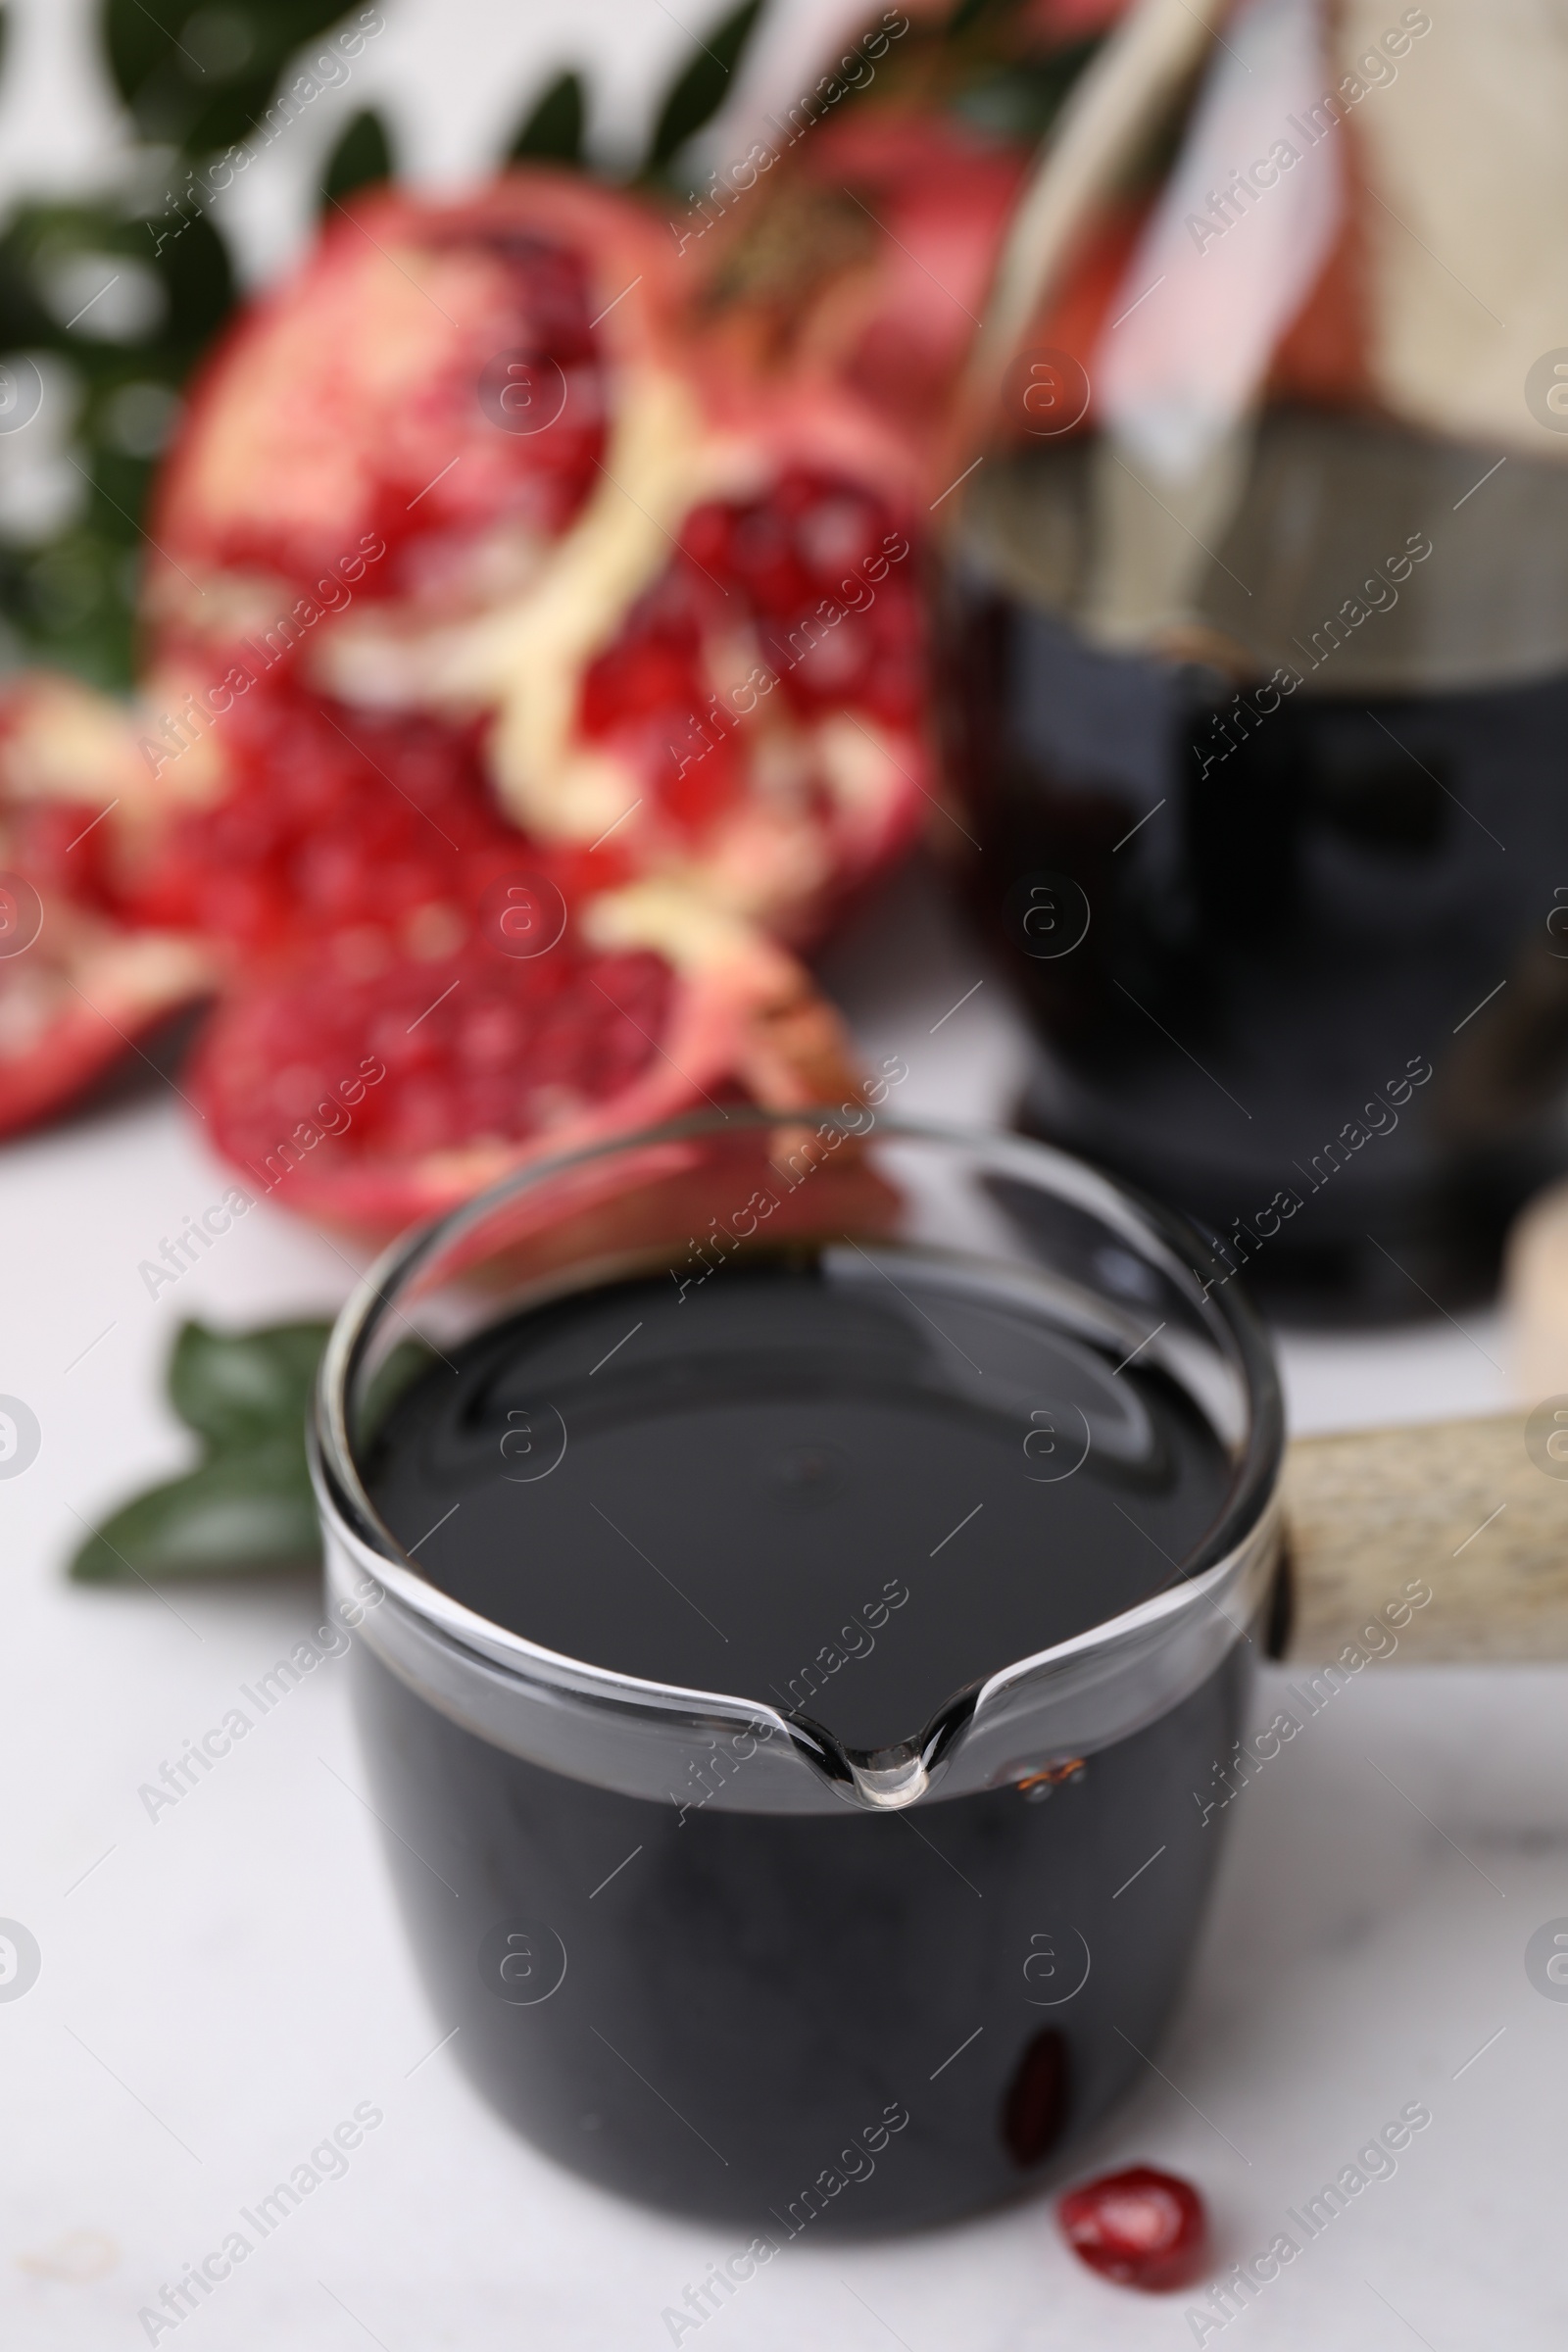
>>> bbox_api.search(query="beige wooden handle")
[1281,1413,1568,1662]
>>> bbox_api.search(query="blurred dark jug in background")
[938,0,1568,1318]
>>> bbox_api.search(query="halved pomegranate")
[144,172,680,643]
[130,441,927,959]
[122,687,525,965]
[189,882,862,1237]
[0,673,213,1138]
[696,111,1030,462]
[524,434,929,942]
[0,169,944,1167]
[0,901,211,1140]
[141,172,928,951]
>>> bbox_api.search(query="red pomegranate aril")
[140,170,929,959]
[663,735,742,840]
[795,492,883,583]
[128,689,525,961]
[189,871,871,1238]
[144,180,666,606]
[678,504,734,576]
[198,938,673,1174]
[663,467,928,742]
[580,628,700,733]
[726,509,804,610]
[1057,2165,1209,2292]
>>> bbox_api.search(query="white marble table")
[3,857,1562,2351]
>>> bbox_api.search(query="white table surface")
[3,855,1563,2351]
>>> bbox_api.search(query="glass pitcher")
[938,0,1568,1317]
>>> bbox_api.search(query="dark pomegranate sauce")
[352,1246,1250,2230]
[939,407,1568,1317]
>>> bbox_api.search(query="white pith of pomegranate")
[0,674,215,1136]
[142,173,928,951]
[145,176,681,622]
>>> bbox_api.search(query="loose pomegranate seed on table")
[1057,2164,1209,2292]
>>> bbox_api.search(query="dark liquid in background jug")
[357,1250,1250,2230]
[939,406,1568,1318]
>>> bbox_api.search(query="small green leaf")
[320,106,395,213]
[70,1441,320,1582]
[0,192,238,686]
[65,1318,433,1586]
[154,200,238,348]
[642,0,765,179]
[101,0,368,158]
[507,70,587,167]
[168,1319,331,1447]
[947,0,1005,36]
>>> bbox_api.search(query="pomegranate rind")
[693,110,1029,469]
[140,172,930,956]
[0,673,215,1137]
[145,171,684,636]
[188,891,866,1239]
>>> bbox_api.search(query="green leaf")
[950,41,1104,146]
[101,1,368,159]
[71,1318,339,1582]
[507,70,587,167]
[0,193,236,686]
[320,105,395,212]
[64,1320,440,1585]
[152,201,236,348]
[947,0,1006,36]
[642,0,765,179]
[70,1441,320,1581]
[168,1319,331,1448]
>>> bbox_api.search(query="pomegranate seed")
[128,696,522,958]
[1057,2165,1208,2293]
[195,935,673,1174]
